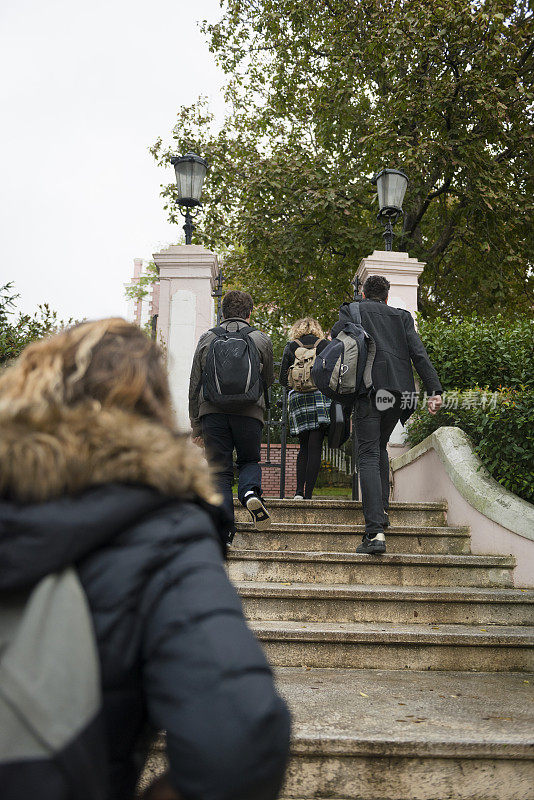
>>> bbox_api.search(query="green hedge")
[406,389,534,505]
[417,314,533,390]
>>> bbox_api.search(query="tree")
[0,283,74,365]
[152,0,533,326]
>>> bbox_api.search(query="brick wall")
[260,443,299,498]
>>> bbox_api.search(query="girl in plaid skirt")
[279,318,331,499]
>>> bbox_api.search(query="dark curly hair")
[362,275,390,301]
[222,290,254,320]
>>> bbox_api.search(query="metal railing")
[260,375,289,498]
[321,441,353,476]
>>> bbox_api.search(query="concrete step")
[229,549,515,588]
[141,669,534,799]
[235,498,448,527]
[279,667,534,800]
[237,581,534,625]
[234,522,471,554]
[251,621,534,671]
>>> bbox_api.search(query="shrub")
[0,283,75,366]
[406,388,534,504]
[417,314,533,390]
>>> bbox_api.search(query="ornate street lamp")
[371,168,408,251]
[170,152,208,244]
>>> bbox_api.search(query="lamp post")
[371,168,408,251]
[212,268,224,325]
[170,152,208,244]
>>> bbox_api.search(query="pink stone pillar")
[356,250,425,453]
[154,245,219,430]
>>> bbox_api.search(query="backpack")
[0,569,107,800]
[202,323,265,412]
[287,339,324,392]
[311,302,376,405]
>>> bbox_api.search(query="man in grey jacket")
[189,290,274,540]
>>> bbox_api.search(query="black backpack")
[311,302,376,405]
[202,323,265,411]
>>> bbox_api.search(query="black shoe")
[356,532,386,554]
[244,491,271,530]
[383,512,390,530]
[226,528,236,546]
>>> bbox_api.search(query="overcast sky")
[0,0,226,321]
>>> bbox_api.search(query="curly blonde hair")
[289,317,324,342]
[0,319,220,504]
[0,318,175,428]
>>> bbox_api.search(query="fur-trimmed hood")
[0,403,219,505]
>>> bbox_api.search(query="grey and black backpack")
[312,302,376,405]
[0,569,107,800]
[202,323,265,412]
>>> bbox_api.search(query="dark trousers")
[296,428,326,498]
[355,396,401,536]
[202,413,263,531]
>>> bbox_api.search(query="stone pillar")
[356,250,425,451]
[154,245,219,430]
[356,249,424,321]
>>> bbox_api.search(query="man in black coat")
[333,275,442,554]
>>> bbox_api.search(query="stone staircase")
[231,498,534,800]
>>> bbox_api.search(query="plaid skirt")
[288,389,331,436]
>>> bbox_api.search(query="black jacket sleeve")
[401,311,443,396]
[279,343,294,387]
[141,506,291,800]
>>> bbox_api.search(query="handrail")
[260,362,288,498]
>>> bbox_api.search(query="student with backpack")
[280,317,331,500]
[0,319,290,800]
[189,290,274,540]
[317,275,443,554]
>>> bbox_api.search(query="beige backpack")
[287,339,323,392]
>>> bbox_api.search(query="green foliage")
[418,313,534,390]
[0,283,75,366]
[153,0,533,324]
[406,388,534,504]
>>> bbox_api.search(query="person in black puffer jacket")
[280,317,331,500]
[0,319,291,800]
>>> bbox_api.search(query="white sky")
[0,0,226,321]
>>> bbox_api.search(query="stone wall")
[391,426,534,587]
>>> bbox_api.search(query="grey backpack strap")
[363,337,377,389]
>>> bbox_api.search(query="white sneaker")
[244,492,271,530]
[293,495,304,500]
